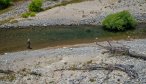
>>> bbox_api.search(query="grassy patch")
[21,12,36,18]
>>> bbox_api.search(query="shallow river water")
[0,25,146,54]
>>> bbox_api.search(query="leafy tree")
[102,10,137,31]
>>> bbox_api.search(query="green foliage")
[102,10,137,31]
[21,12,36,18]
[21,12,29,18]
[28,0,42,12]
[0,0,11,9]
[29,12,36,17]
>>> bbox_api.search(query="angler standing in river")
[27,38,32,49]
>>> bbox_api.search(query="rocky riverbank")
[0,39,146,83]
[0,0,146,28]
[0,0,70,28]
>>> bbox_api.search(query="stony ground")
[0,39,146,84]
[1,0,146,28]
[0,0,67,27]
[0,1,30,22]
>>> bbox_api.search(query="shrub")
[0,0,11,9]
[102,10,137,31]
[28,0,42,12]
[29,12,36,17]
[21,12,30,18]
[21,12,36,18]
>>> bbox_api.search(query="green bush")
[102,10,137,31]
[28,0,42,12]
[21,12,30,18]
[21,12,36,18]
[0,0,11,9]
[29,12,36,17]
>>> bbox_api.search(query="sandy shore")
[1,0,146,28]
[0,0,66,27]
[0,39,146,83]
